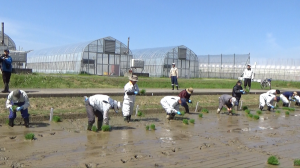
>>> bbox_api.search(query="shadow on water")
[222,112,240,116]
[132,118,160,122]
[30,122,50,128]
[112,126,136,130]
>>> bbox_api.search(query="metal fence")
[198,54,250,79]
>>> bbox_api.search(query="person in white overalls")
[160,96,182,120]
[122,75,139,123]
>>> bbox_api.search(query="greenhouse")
[0,31,16,51]
[132,46,198,78]
[27,36,132,76]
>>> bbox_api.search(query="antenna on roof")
[1,22,4,46]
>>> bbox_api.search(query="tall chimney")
[1,22,4,46]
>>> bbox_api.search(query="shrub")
[275,110,281,113]
[199,113,203,118]
[285,111,290,115]
[242,106,248,111]
[189,119,195,124]
[183,119,189,125]
[53,116,61,122]
[267,156,280,165]
[102,125,110,132]
[146,125,149,130]
[256,110,262,115]
[248,114,253,118]
[25,133,35,140]
[92,125,98,132]
[201,108,209,113]
[294,159,300,166]
[245,109,250,114]
[150,124,155,130]
[253,115,259,120]
[140,89,146,95]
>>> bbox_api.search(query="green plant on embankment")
[25,133,35,140]
[267,156,280,165]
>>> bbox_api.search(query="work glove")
[84,96,88,102]
[177,111,181,115]
[270,105,275,109]
[188,99,192,103]
[16,107,22,111]
[240,90,244,93]
[134,91,138,95]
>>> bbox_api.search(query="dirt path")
[0,107,300,167]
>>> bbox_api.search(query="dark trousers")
[235,97,241,106]
[2,71,11,91]
[171,76,178,86]
[9,102,29,119]
[180,98,189,113]
[85,100,103,125]
[244,78,251,87]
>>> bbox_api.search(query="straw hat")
[129,75,138,81]
[186,88,193,94]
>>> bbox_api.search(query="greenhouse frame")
[132,46,198,78]
[27,36,132,76]
[0,31,16,51]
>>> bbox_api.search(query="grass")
[140,89,146,95]
[285,111,290,115]
[256,110,262,115]
[245,109,250,114]
[294,159,300,166]
[6,73,300,89]
[183,119,189,125]
[146,125,149,130]
[253,115,260,120]
[199,113,203,118]
[150,124,155,130]
[92,125,97,132]
[242,106,248,111]
[52,116,61,122]
[101,125,110,132]
[189,119,195,124]
[25,133,35,140]
[267,156,280,165]
[201,108,209,113]
[275,110,281,114]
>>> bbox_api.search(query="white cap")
[231,97,237,106]
[247,64,251,66]
[172,63,175,65]
[114,100,122,113]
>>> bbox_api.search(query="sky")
[1,0,299,64]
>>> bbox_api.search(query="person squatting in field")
[122,75,139,123]
[6,90,30,127]
[84,94,121,130]
[259,93,280,111]
[178,88,193,113]
[160,96,182,120]
[217,94,237,115]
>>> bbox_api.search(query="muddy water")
[0,108,300,167]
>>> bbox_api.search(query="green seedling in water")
[92,125,98,132]
[146,125,149,130]
[101,125,110,132]
[201,108,209,113]
[268,156,280,165]
[199,113,203,118]
[285,111,290,115]
[288,108,295,111]
[180,111,185,116]
[275,110,281,114]
[53,116,61,122]
[256,110,262,115]
[294,159,300,166]
[189,119,195,124]
[137,111,144,117]
[25,133,35,140]
[253,115,259,120]
[248,114,253,118]
[140,89,146,95]
[242,106,248,111]
[245,109,250,114]
[150,124,155,130]
[183,119,189,125]
[12,105,18,112]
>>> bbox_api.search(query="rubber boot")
[8,118,14,127]
[24,118,29,128]
[176,86,178,90]
[267,106,271,111]
[87,123,93,131]
[217,108,221,114]
[97,120,103,130]
[259,106,263,111]
[172,85,174,90]
[128,115,132,122]
[126,116,130,123]
[1,83,6,93]
[171,113,175,119]
[166,114,171,120]
[124,117,127,122]
[4,83,9,93]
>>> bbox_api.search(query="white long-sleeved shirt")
[261,93,275,107]
[266,90,277,95]
[160,96,180,114]
[169,67,178,77]
[88,94,114,125]
[243,68,254,79]
[6,90,30,109]
[124,81,139,100]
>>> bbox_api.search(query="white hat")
[247,64,251,66]
[231,97,237,106]
[172,63,175,65]
[114,100,122,113]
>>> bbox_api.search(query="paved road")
[0,88,275,98]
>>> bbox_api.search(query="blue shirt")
[283,91,293,99]
[1,55,12,72]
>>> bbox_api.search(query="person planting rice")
[160,96,182,120]
[84,94,121,131]
[232,80,245,109]
[178,88,193,113]
[259,93,280,111]
[280,91,297,107]
[266,89,281,96]
[122,75,139,123]
[295,95,300,106]
[6,89,30,127]
[217,94,237,115]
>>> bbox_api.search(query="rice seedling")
[199,113,203,118]
[267,156,280,165]
[285,111,290,115]
[189,119,195,124]
[256,110,262,115]
[150,124,155,130]
[245,109,250,114]
[248,113,253,118]
[140,89,146,95]
[25,133,35,140]
[253,115,259,120]
[294,159,300,166]
[183,119,189,125]
[12,105,18,112]
[101,125,110,132]
[201,108,209,113]
[92,125,98,132]
[275,110,281,114]
[52,116,61,122]
[146,125,149,130]
[242,106,248,111]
